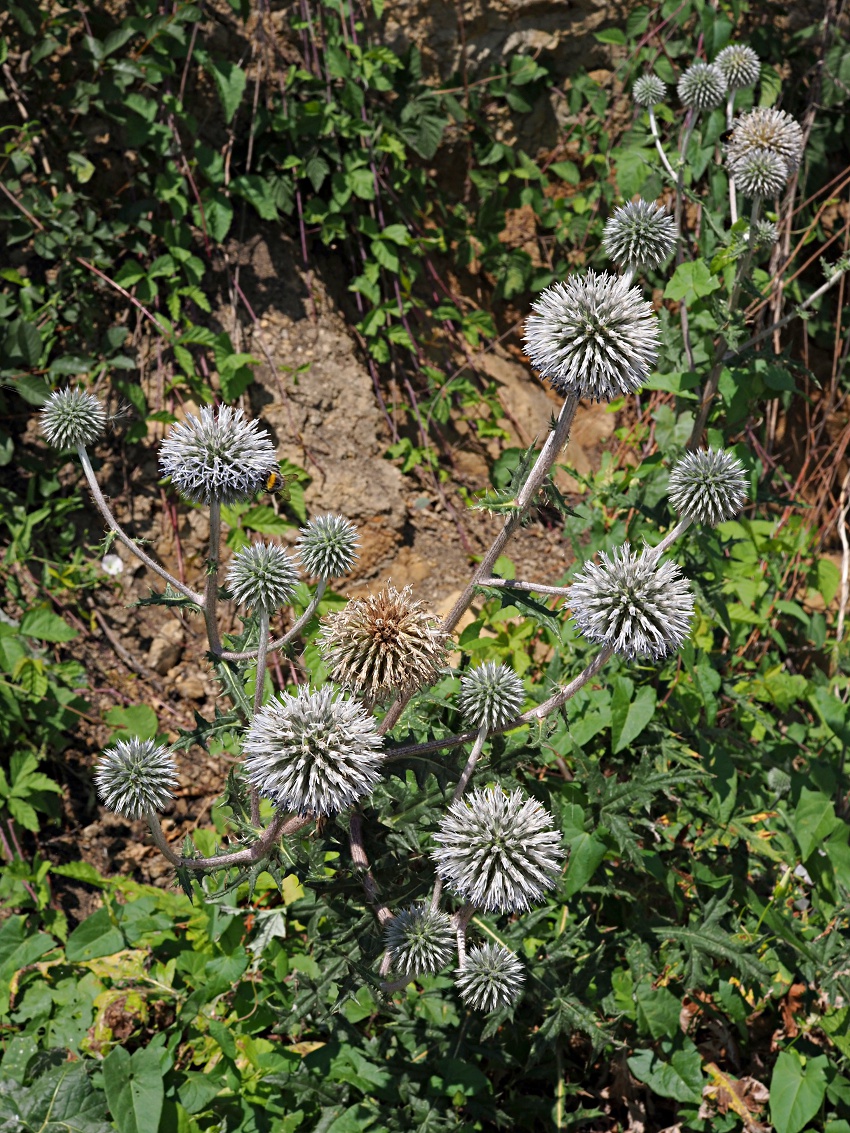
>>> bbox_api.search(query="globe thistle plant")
[677,62,726,110]
[243,685,383,816]
[226,542,300,611]
[159,405,278,506]
[752,218,780,249]
[728,147,788,199]
[567,543,694,660]
[432,787,563,913]
[667,448,748,527]
[94,738,179,820]
[603,200,677,272]
[726,106,804,174]
[297,514,359,579]
[459,662,524,730]
[319,583,446,702]
[632,73,666,107]
[385,904,455,977]
[523,272,660,402]
[455,944,525,1013]
[40,387,107,450]
[715,44,760,90]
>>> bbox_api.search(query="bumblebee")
[719,127,734,144]
[264,469,296,500]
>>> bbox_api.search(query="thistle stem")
[350,811,393,924]
[147,810,304,871]
[647,106,677,182]
[453,904,475,968]
[78,445,203,605]
[220,579,327,662]
[204,499,223,655]
[249,607,270,825]
[452,722,488,803]
[726,92,738,224]
[727,267,848,358]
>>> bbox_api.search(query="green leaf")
[104,704,159,741]
[3,1063,113,1132]
[4,317,42,367]
[0,915,55,1014]
[791,788,840,862]
[610,679,657,754]
[594,27,627,44]
[230,174,278,220]
[20,606,78,642]
[628,1044,703,1103]
[66,906,125,962]
[664,261,721,304]
[204,58,247,124]
[103,1045,166,1133]
[564,832,607,897]
[770,1051,828,1133]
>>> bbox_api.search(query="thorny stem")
[647,106,677,182]
[77,445,203,605]
[350,811,392,925]
[454,904,475,968]
[728,267,849,359]
[204,499,223,655]
[221,579,327,661]
[250,607,271,825]
[147,810,306,871]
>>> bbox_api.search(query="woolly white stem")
[647,106,677,181]
[204,499,223,655]
[726,93,738,224]
[454,904,476,969]
[452,722,489,803]
[220,579,327,661]
[250,607,270,825]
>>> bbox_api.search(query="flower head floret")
[385,905,455,976]
[459,663,524,729]
[603,200,676,271]
[729,147,788,198]
[297,514,359,579]
[632,74,666,107]
[226,542,300,611]
[432,787,563,913]
[159,406,278,506]
[243,685,383,816]
[455,944,524,1013]
[667,448,748,526]
[41,388,107,449]
[677,62,726,110]
[94,738,178,820]
[752,219,779,249]
[726,107,804,174]
[567,543,694,660]
[715,44,760,89]
[523,272,660,402]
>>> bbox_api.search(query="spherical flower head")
[459,662,524,729]
[319,583,446,702]
[677,62,726,110]
[767,767,791,797]
[728,146,788,198]
[456,944,524,1013]
[243,685,383,816]
[715,44,760,89]
[633,74,666,107]
[726,107,804,175]
[523,272,660,402]
[668,448,748,526]
[432,787,563,913]
[567,543,694,660]
[94,738,178,820]
[40,387,107,450]
[159,405,278,506]
[752,219,779,250]
[226,542,299,611]
[297,514,359,579]
[603,200,677,272]
[384,904,455,977]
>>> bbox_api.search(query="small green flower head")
[752,219,779,250]
[226,542,300,611]
[767,767,791,797]
[297,514,359,579]
[667,448,748,527]
[632,74,666,107]
[94,738,178,820]
[715,44,760,90]
[40,388,107,450]
[159,405,278,506]
[385,905,455,977]
[603,199,677,272]
[729,147,788,198]
[677,61,726,110]
[459,662,524,729]
[455,944,524,1013]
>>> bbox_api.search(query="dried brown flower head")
[319,582,446,702]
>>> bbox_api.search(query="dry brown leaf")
[701,1062,770,1133]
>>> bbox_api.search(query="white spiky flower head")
[243,685,383,816]
[94,738,178,820]
[432,787,563,913]
[603,200,677,272]
[567,543,694,660]
[523,272,660,402]
[677,61,726,110]
[319,583,446,703]
[667,448,748,527]
[226,542,300,611]
[456,944,525,1013]
[159,405,278,506]
[40,388,107,449]
[459,662,524,729]
[384,905,455,977]
[715,44,760,89]
[752,218,780,249]
[297,514,359,579]
[726,106,804,174]
[728,147,788,198]
[632,74,666,107]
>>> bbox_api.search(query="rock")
[147,619,184,675]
